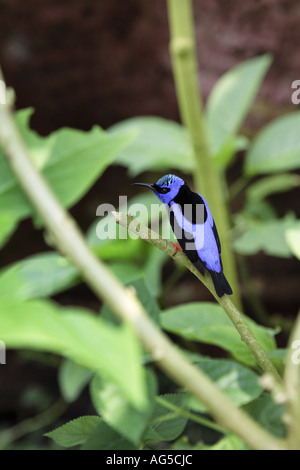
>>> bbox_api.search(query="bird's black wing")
[168,206,205,276]
[212,220,221,254]
[172,184,207,225]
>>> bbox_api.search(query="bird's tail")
[209,270,233,297]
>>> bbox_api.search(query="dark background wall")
[1,0,299,136]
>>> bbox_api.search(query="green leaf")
[45,416,102,448]
[58,359,93,403]
[171,436,204,450]
[207,435,249,450]
[130,278,161,324]
[206,54,272,163]
[242,199,277,221]
[0,252,78,300]
[244,393,286,438]
[42,127,133,212]
[0,299,147,409]
[160,302,276,366]
[15,108,52,168]
[245,111,300,175]
[144,394,188,442]
[100,277,161,327]
[0,108,134,225]
[143,248,168,297]
[81,422,136,450]
[285,228,300,259]
[90,369,157,446]
[233,214,300,258]
[0,211,19,249]
[183,357,262,413]
[246,174,300,203]
[109,117,195,176]
[0,108,49,195]
[109,261,144,284]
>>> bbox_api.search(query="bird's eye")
[159,187,170,194]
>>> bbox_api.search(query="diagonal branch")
[113,211,282,384]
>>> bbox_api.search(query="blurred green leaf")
[206,54,272,164]
[130,277,161,324]
[233,213,300,257]
[171,436,205,450]
[109,261,144,283]
[160,302,276,366]
[100,277,161,327]
[42,127,133,211]
[144,394,188,442]
[0,108,134,228]
[183,357,262,413]
[0,108,49,195]
[242,199,277,221]
[0,299,147,409]
[207,435,249,450]
[90,369,157,445]
[0,211,19,249]
[246,174,300,203]
[45,416,102,448]
[143,248,168,297]
[244,393,286,438]
[81,421,136,450]
[109,117,195,176]
[245,111,300,175]
[58,359,93,403]
[285,228,300,259]
[266,349,287,375]
[0,252,78,300]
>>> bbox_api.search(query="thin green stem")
[0,398,67,449]
[156,396,227,435]
[166,0,241,310]
[229,176,250,201]
[162,264,185,296]
[115,211,282,385]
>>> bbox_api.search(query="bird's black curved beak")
[132,182,155,191]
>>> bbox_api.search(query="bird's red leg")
[171,241,183,257]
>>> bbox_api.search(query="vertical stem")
[166,0,241,310]
[115,212,283,385]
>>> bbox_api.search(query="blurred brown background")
[0,0,300,446]
[1,0,299,135]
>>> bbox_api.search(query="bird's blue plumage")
[156,174,178,186]
[133,174,232,297]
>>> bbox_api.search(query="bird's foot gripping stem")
[171,242,183,257]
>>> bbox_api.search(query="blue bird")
[133,174,233,297]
